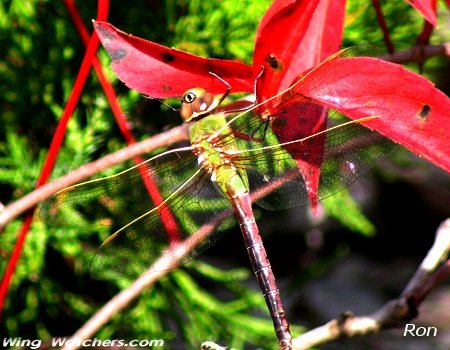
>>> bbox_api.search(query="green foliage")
[173,0,271,61]
[0,2,300,348]
[0,1,447,349]
[323,188,376,237]
[0,129,45,194]
[344,0,424,49]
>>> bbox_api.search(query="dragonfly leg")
[228,126,265,143]
[208,70,231,107]
[254,65,265,105]
[231,194,292,350]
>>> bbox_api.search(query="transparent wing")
[229,110,396,210]
[212,45,395,210]
[217,45,380,147]
[41,148,198,230]
[41,148,233,279]
[89,170,234,279]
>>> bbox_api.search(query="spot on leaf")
[96,24,115,40]
[418,104,431,120]
[161,52,175,63]
[265,54,284,72]
[107,47,128,61]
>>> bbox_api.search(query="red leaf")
[253,0,346,212]
[271,102,328,214]
[253,0,346,100]
[293,53,450,173]
[404,0,437,26]
[253,0,319,99]
[94,21,254,98]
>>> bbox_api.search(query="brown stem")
[381,43,450,64]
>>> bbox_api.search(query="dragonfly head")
[180,88,219,122]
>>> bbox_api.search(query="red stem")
[64,0,131,142]
[417,21,434,45]
[372,0,395,54]
[417,0,436,45]
[63,0,182,242]
[0,0,109,317]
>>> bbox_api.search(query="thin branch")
[417,21,434,46]
[292,218,450,350]
[381,43,450,64]
[372,0,395,53]
[416,0,436,46]
[402,218,450,296]
[0,124,189,231]
[61,208,233,350]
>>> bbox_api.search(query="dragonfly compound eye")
[182,91,197,104]
[180,88,217,122]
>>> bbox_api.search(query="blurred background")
[1,0,449,349]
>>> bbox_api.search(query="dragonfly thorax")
[192,139,235,180]
[190,114,248,198]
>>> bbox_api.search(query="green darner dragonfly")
[41,47,396,350]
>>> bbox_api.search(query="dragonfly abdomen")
[190,112,292,349]
[231,193,292,350]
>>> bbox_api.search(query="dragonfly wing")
[89,171,234,279]
[217,45,395,211]
[41,149,198,230]
[219,45,380,147]
[41,148,233,279]
[233,110,397,211]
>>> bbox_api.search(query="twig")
[0,124,189,231]
[381,43,450,64]
[372,0,395,53]
[402,219,450,297]
[292,218,450,350]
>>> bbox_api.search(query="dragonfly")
[41,47,396,350]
